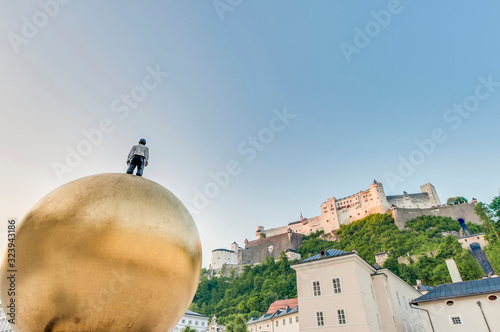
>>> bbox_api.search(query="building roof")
[458,233,486,239]
[212,248,234,253]
[185,310,210,318]
[386,193,429,201]
[266,298,298,314]
[411,277,500,304]
[247,306,298,325]
[415,284,434,293]
[295,249,351,264]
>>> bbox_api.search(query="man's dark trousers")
[127,155,145,176]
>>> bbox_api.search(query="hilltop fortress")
[256,180,479,238]
[210,180,480,275]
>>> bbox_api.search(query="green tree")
[446,197,468,205]
[490,192,500,220]
[188,302,200,313]
[436,235,462,260]
[456,251,483,280]
[226,314,248,332]
[182,326,196,332]
[475,202,500,241]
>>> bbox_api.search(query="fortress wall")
[306,216,325,233]
[239,233,304,264]
[258,221,306,239]
[392,203,480,230]
[387,193,434,209]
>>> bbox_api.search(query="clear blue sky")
[1,1,499,267]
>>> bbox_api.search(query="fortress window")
[488,295,498,301]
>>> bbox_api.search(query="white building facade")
[248,306,299,332]
[171,310,209,332]
[292,249,430,331]
[210,248,238,270]
[411,277,500,331]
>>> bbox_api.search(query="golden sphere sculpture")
[0,173,201,332]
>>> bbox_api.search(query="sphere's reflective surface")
[0,174,201,332]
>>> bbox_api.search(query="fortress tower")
[420,183,441,206]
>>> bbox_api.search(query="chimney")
[445,258,463,283]
[352,249,358,254]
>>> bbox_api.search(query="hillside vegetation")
[298,213,484,285]
[192,192,500,326]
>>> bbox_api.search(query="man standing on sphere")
[126,138,149,176]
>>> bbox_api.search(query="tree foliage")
[192,252,297,326]
[226,314,248,332]
[446,196,468,205]
[475,202,500,242]
[475,191,500,271]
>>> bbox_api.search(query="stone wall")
[239,232,304,265]
[458,234,489,250]
[398,250,439,266]
[386,193,434,209]
[392,203,480,230]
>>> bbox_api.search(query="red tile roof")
[266,298,298,314]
